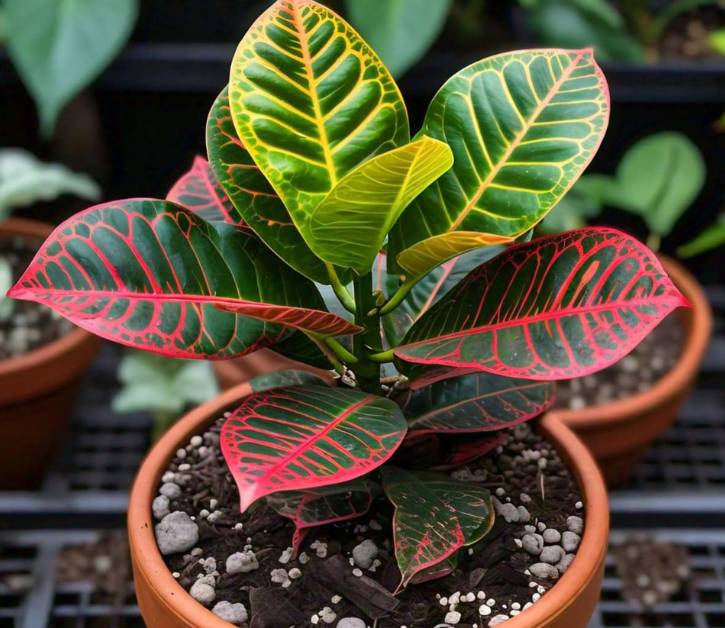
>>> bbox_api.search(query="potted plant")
[8,1,688,625]
[541,132,713,485]
[0,149,102,488]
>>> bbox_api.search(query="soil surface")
[0,235,72,360]
[554,314,684,411]
[155,419,585,627]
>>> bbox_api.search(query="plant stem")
[378,276,418,316]
[647,232,661,252]
[304,333,346,375]
[352,272,382,393]
[369,349,395,363]
[324,337,359,364]
[326,263,356,313]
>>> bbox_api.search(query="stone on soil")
[352,539,378,569]
[226,550,258,574]
[212,601,248,624]
[155,511,199,555]
[190,580,215,606]
[336,618,365,628]
[529,562,559,579]
[562,531,581,552]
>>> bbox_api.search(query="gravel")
[212,601,248,624]
[154,511,199,555]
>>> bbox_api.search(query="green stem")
[647,232,661,252]
[368,349,394,364]
[326,263,355,313]
[352,272,382,393]
[378,276,418,316]
[305,332,346,375]
[324,337,359,364]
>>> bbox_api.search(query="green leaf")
[605,132,706,238]
[0,149,100,220]
[709,29,725,55]
[0,257,14,322]
[677,214,725,258]
[221,385,407,511]
[308,137,453,274]
[206,87,331,283]
[388,48,610,274]
[228,0,410,247]
[345,0,453,77]
[4,0,138,136]
[382,466,494,588]
[524,0,645,62]
[399,369,555,435]
[249,368,329,392]
[538,174,608,233]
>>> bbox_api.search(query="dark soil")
[0,235,72,360]
[156,419,585,627]
[554,314,684,411]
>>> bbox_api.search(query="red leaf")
[430,433,507,471]
[221,386,407,511]
[8,199,360,359]
[167,156,244,226]
[396,228,688,380]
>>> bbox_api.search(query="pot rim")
[0,217,93,380]
[128,383,609,628]
[548,255,712,429]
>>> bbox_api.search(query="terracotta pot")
[128,384,608,628]
[214,348,330,390]
[0,218,102,489]
[549,256,712,486]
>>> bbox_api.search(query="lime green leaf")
[0,149,100,220]
[345,0,452,77]
[388,48,610,273]
[678,214,725,258]
[229,0,410,246]
[605,132,706,237]
[308,137,453,274]
[709,29,725,55]
[4,0,138,136]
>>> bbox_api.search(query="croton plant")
[9,0,687,590]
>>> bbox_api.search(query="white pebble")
[190,435,203,447]
[152,495,170,520]
[352,568,363,577]
[319,607,337,624]
[288,567,302,579]
[336,619,365,628]
[331,595,342,604]
[159,482,181,499]
[211,601,247,624]
[521,534,543,556]
[562,531,581,553]
[279,547,293,564]
[488,615,509,626]
[189,580,215,606]
[479,604,492,616]
[352,539,378,569]
[270,568,290,587]
[575,501,583,510]
[445,610,461,624]
[567,516,583,535]
[530,562,559,579]
[540,545,564,565]
[155,511,199,555]
[542,529,561,544]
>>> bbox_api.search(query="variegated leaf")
[388,48,610,273]
[166,156,242,225]
[382,467,494,589]
[229,0,410,242]
[396,228,688,379]
[9,200,359,359]
[308,137,453,274]
[221,386,407,511]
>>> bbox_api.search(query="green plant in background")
[2,0,138,137]
[113,352,219,441]
[345,0,452,76]
[0,257,12,322]
[0,148,100,220]
[541,132,707,250]
[678,213,725,257]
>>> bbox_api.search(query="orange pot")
[0,218,102,489]
[214,348,330,389]
[549,257,712,486]
[128,384,608,628]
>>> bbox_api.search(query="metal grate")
[590,530,725,628]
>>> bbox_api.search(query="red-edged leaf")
[398,368,554,436]
[166,156,243,226]
[382,467,494,589]
[411,553,459,585]
[430,433,507,471]
[267,479,375,556]
[221,386,407,512]
[8,199,359,359]
[396,228,688,380]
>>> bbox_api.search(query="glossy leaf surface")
[399,369,554,435]
[308,137,453,274]
[221,385,407,511]
[388,48,610,272]
[396,228,687,379]
[382,467,493,588]
[166,156,241,225]
[267,478,374,553]
[207,88,329,283]
[429,433,507,471]
[249,368,330,392]
[229,0,410,239]
[9,200,358,359]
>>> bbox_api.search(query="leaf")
[388,48,610,273]
[0,149,100,219]
[308,137,453,274]
[228,0,410,244]
[382,466,494,588]
[677,214,725,258]
[0,258,14,322]
[396,227,688,379]
[9,199,360,359]
[605,132,706,237]
[166,156,242,226]
[523,0,645,63]
[538,174,607,233]
[207,87,331,283]
[271,330,333,369]
[429,433,507,471]
[267,478,375,554]
[709,29,725,55]
[398,369,554,435]
[221,386,407,511]
[345,0,452,77]
[4,0,138,136]
[249,368,330,392]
